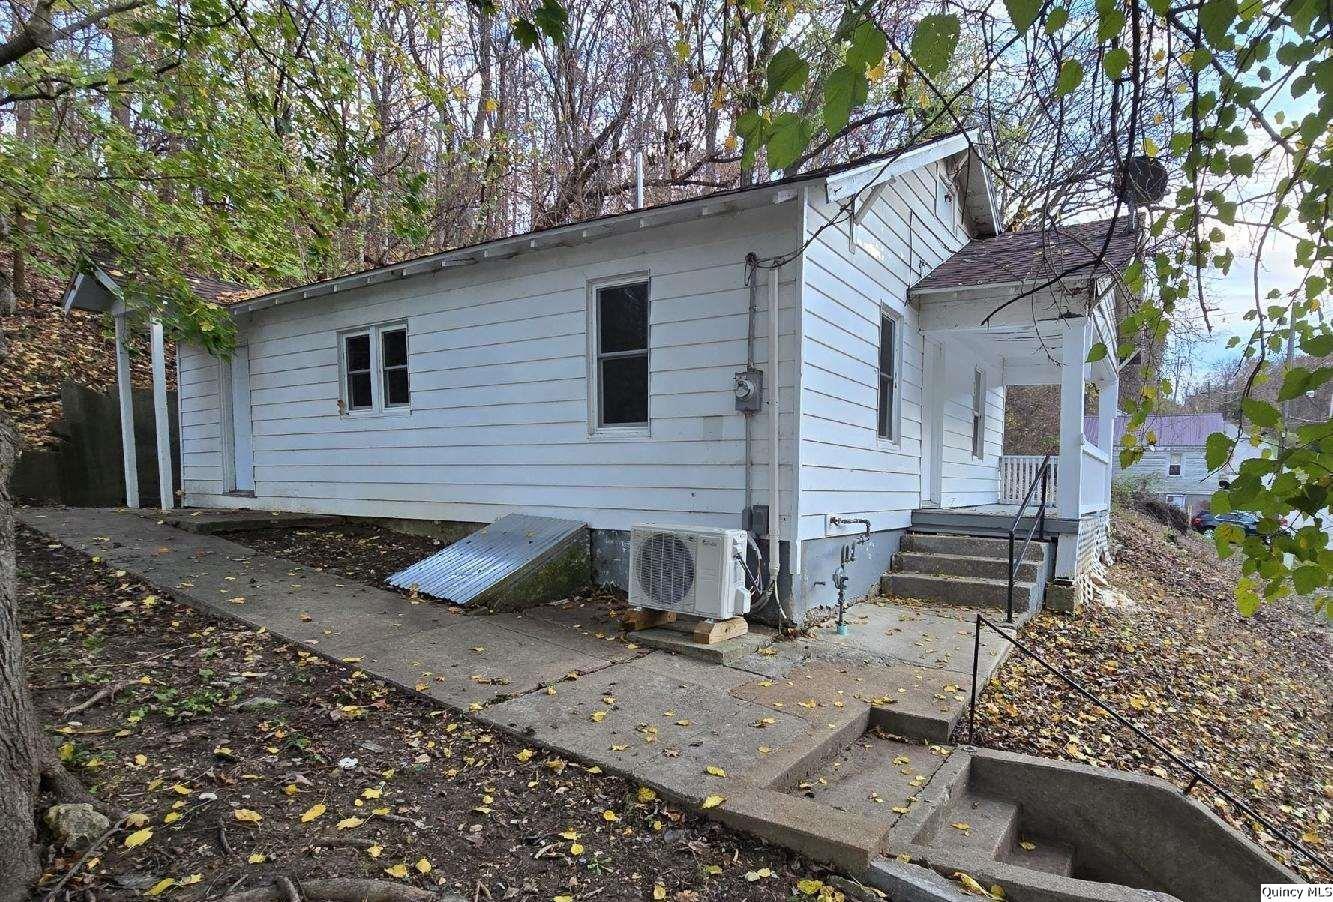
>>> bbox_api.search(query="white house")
[65,131,1134,618]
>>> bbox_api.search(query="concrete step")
[1004,836,1075,876]
[879,572,1039,611]
[925,792,1018,859]
[894,551,1041,582]
[901,532,1048,563]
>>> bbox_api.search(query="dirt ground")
[227,523,452,588]
[974,506,1333,882]
[20,527,839,901]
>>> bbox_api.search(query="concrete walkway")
[19,506,1017,891]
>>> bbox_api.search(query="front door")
[221,345,254,493]
[920,339,944,506]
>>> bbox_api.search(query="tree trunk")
[0,416,41,902]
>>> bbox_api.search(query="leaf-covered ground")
[20,527,843,901]
[229,523,453,588]
[974,506,1332,881]
[2,277,170,449]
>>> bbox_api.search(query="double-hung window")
[1168,452,1182,476]
[591,278,650,430]
[971,369,986,458]
[340,323,410,414]
[877,313,899,440]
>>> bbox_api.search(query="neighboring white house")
[65,131,1135,618]
[1097,413,1248,516]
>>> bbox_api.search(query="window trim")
[338,321,411,417]
[971,368,986,459]
[1168,452,1183,476]
[876,308,902,445]
[586,272,652,437]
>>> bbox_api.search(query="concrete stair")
[880,532,1050,613]
[922,789,1076,877]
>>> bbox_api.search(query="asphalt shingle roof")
[914,216,1138,292]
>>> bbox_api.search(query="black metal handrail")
[968,613,1332,876]
[1005,453,1052,623]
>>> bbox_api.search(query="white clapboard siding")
[180,204,803,532]
[797,159,986,539]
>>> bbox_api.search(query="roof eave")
[823,131,976,202]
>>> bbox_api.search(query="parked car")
[1191,510,1286,537]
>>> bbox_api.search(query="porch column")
[114,313,140,508]
[1057,317,1089,519]
[1097,366,1119,510]
[150,319,174,510]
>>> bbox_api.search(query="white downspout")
[768,262,781,593]
[634,153,644,209]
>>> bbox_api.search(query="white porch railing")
[1079,442,1112,514]
[999,455,1059,504]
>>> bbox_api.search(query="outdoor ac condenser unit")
[628,525,751,619]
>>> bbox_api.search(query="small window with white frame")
[877,311,900,441]
[971,369,986,458]
[589,276,650,431]
[339,322,410,415]
[1168,452,1182,476]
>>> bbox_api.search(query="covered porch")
[908,218,1133,589]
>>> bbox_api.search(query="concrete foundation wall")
[10,382,180,508]
[793,528,903,617]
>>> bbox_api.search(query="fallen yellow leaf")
[701,795,724,809]
[144,878,175,896]
[384,863,409,879]
[300,804,327,823]
[233,809,263,823]
[705,765,726,777]
[124,828,153,848]
[336,816,364,830]
[416,858,432,874]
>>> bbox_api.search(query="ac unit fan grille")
[635,532,696,608]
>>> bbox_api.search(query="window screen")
[597,281,649,426]
[971,370,986,458]
[877,315,897,439]
[345,333,373,410]
[381,327,410,407]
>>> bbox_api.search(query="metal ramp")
[386,513,589,608]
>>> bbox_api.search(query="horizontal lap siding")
[797,161,971,539]
[1117,448,1217,496]
[937,365,1005,508]
[178,343,223,492]
[183,205,800,532]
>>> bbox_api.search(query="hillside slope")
[1,276,168,449]
[976,506,1331,881]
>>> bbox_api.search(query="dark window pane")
[601,354,649,425]
[384,368,410,406]
[346,334,371,371]
[348,371,373,409]
[878,373,893,438]
[598,282,649,353]
[879,317,895,374]
[382,328,407,368]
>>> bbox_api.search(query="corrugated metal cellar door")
[386,513,588,607]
